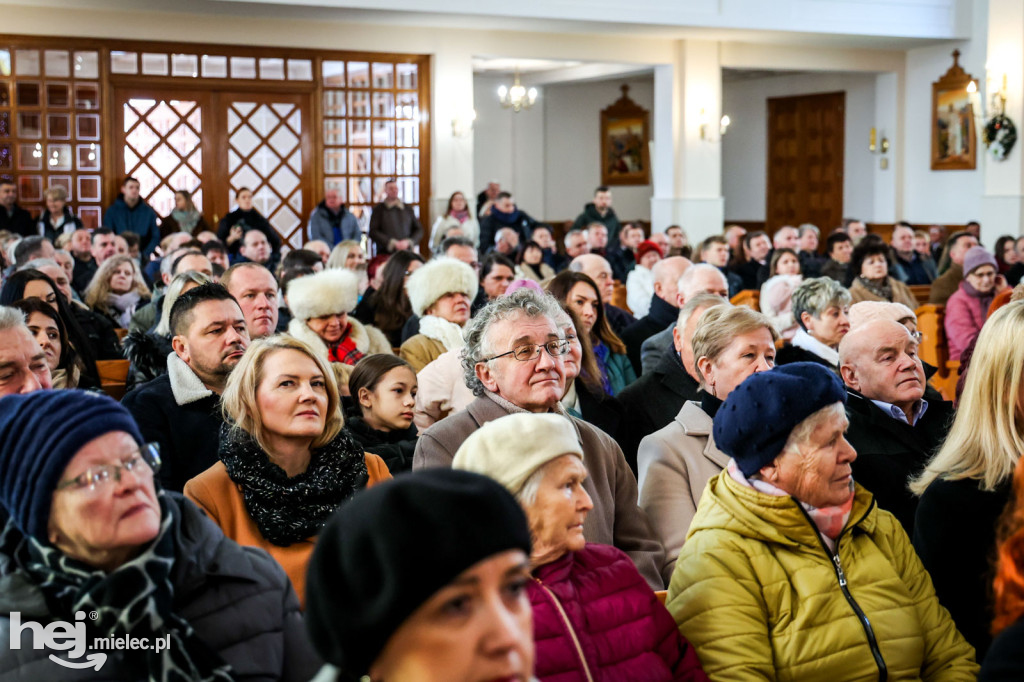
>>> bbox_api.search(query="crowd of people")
[2,173,1024,680]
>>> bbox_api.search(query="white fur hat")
[286,267,359,322]
[405,258,479,317]
[452,413,583,494]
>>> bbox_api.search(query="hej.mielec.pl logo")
[9,610,172,670]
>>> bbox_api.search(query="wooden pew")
[612,280,631,314]
[909,285,931,308]
[96,359,130,402]
[915,303,959,401]
[730,289,760,312]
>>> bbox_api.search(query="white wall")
[721,71,879,223]
[473,74,654,222]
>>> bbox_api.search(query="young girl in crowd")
[344,354,419,473]
[759,247,803,340]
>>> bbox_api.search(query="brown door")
[766,91,845,236]
[114,88,311,249]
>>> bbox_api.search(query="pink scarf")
[727,459,854,552]
[450,209,470,223]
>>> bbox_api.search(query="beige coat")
[399,334,447,373]
[413,348,475,432]
[637,400,729,584]
[848,277,919,311]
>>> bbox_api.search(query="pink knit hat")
[848,301,917,330]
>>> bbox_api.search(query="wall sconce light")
[699,108,730,141]
[869,127,890,154]
[451,110,476,138]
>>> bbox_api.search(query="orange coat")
[184,453,390,608]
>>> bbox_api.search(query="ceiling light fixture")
[497,68,538,113]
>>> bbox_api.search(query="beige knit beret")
[452,413,583,494]
[848,301,917,331]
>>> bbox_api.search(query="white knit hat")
[848,301,917,330]
[286,268,359,322]
[405,257,479,317]
[452,413,583,494]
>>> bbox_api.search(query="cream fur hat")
[286,267,359,322]
[405,257,479,317]
[848,301,917,331]
[452,413,583,494]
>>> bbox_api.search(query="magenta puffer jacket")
[528,543,707,682]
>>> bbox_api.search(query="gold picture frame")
[931,50,977,171]
[600,85,650,186]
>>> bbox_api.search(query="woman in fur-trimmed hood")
[399,257,479,372]
[286,268,393,379]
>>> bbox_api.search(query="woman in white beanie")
[453,413,707,682]
[286,267,392,387]
[399,257,479,372]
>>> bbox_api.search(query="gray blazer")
[414,393,667,589]
[637,401,730,583]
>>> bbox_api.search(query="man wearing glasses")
[413,288,666,589]
[838,319,953,536]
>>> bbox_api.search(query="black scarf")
[219,424,368,546]
[856,276,894,301]
[0,494,233,681]
[700,391,723,418]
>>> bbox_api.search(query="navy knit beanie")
[0,390,145,540]
[713,362,847,477]
[305,468,532,677]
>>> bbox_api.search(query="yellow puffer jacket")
[666,472,977,681]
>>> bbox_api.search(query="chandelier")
[497,69,538,112]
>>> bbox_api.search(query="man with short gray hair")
[620,256,691,374]
[13,236,55,268]
[0,306,52,395]
[413,288,666,588]
[639,263,729,373]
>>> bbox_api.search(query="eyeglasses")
[910,331,923,343]
[483,339,570,362]
[55,443,161,495]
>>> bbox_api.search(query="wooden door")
[766,92,845,235]
[218,93,312,250]
[114,88,213,221]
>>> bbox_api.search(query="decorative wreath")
[983,114,1017,162]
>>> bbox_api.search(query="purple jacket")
[528,543,707,682]
[944,283,989,362]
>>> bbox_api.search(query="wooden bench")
[909,285,931,308]
[915,303,959,401]
[96,359,130,401]
[730,289,760,311]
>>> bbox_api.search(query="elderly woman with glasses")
[667,363,977,680]
[454,413,707,682]
[0,390,319,680]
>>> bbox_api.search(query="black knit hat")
[713,362,847,476]
[0,390,145,540]
[305,468,532,676]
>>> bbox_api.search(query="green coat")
[604,350,636,396]
[667,472,977,681]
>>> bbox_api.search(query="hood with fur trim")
[288,316,394,362]
[286,267,359,322]
[405,257,479,317]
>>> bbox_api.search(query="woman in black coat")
[0,390,319,681]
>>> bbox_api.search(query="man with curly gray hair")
[413,288,666,588]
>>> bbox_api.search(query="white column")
[431,46,476,225]
[872,72,900,222]
[650,40,724,242]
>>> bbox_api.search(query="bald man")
[569,253,636,334]
[620,256,691,374]
[838,319,953,535]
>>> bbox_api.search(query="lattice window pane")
[77,115,99,141]
[16,83,40,107]
[0,84,8,108]
[230,57,256,79]
[287,59,313,81]
[18,175,42,201]
[75,83,100,110]
[47,114,70,139]
[142,53,169,76]
[172,54,198,77]
[74,52,98,79]
[15,50,40,76]
[44,50,70,77]
[396,63,418,90]
[372,63,393,89]
[79,206,101,229]
[348,62,369,88]
[46,83,70,108]
[18,144,42,170]
[202,55,228,78]
[111,51,138,75]
[259,58,285,80]
[78,176,101,202]
[77,143,100,170]
[18,113,41,139]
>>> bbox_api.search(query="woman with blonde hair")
[84,254,151,328]
[911,301,1024,659]
[325,239,366,271]
[185,334,391,607]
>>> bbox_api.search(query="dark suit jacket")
[604,304,636,336]
[844,390,953,535]
[616,349,701,475]
[620,295,679,375]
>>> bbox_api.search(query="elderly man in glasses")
[413,288,666,588]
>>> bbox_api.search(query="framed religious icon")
[600,85,650,185]
[931,50,977,171]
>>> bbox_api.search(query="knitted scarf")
[0,494,233,681]
[856,276,894,302]
[960,279,995,311]
[170,209,200,234]
[107,291,142,328]
[219,425,367,546]
[726,459,854,552]
[327,324,364,366]
[417,315,465,352]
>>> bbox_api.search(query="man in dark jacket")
[572,186,622,250]
[307,188,360,246]
[103,176,160,259]
[122,283,249,492]
[0,180,35,237]
[819,231,854,284]
[618,293,726,474]
[478,191,538,251]
[891,224,934,285]
[929,231,978,304]
[839,319,953,535]
[620,256,690,375]
[697,235,743,297]
[368,178,423,253]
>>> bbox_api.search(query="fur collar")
[167,353,215,406]
[417,315,465,351]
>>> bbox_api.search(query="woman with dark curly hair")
[846,238,918,309]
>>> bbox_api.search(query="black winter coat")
[615,349,701,476]
[0,494,320,681]
[574,379,624,442]
[914,476,1013,661]
[343,412,417,474]
[844,390,953,535]
[619,295,679,376]
[981,616,1024,679]
[71,302,122,361]
[121,368,224,492]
